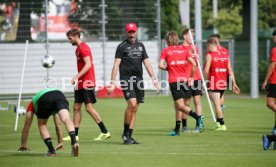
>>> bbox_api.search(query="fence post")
[266,39,271,61]
[100,0,107,83]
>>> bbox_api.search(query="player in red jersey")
[209,34,229,112]
[261,30,276,134]
[175,28,203,133]
[159,31,204,136]
[64,29,110,141]
[204,38,240,131]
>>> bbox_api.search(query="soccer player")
[64,29,111,141]
[159,31,203,136]
[108,22,159,144]
[204,38,240,131]
[261,30,276,134]
[209,34,229,112]
[177,28,203,133]
[18,88,79,157]
[262,134,276,150]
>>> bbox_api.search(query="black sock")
[75,127,79,136]
[129,129,133,138]
[98,121,108,133]
[182,119,187,127]
[174,121,181,132]
[69,131,77,145]
[266,134,276,141]
[188,110,199,120]
[123,123,130,135]
[274,122,276,129]
[44,138,55,154]
[217,118,225,125]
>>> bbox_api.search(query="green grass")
[0,95,276,167]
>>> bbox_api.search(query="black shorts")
[191,80,203,96]
[209,90,225,99]
[170,82,191,101]
[267,84,276,98]
[36,90,69,119]
[74,87,97,104]
[121,79,144,104]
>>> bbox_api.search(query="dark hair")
[209,34,220,39]
[165,31,179,46]
[272,30,276,36]
[66,29,80,38]
[182,28,194,37]
[206,38,218,45]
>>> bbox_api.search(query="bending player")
[18,88,79,157]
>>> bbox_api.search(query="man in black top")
[108,22,159,144]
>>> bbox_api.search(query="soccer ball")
[41,55,55,69]
[14,106,26,116]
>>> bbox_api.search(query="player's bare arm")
[53,115,63,151]
[227,59,240,94]
[262,62,276,90]
[204,54,212,79]
[158,59,167,70]
[71,56,91,84]
[18,111,34,151]
[143,58,159,91]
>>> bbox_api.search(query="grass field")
[0,95,276,167]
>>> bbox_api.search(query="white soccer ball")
[41,55,55,69]
[14,106,26,116]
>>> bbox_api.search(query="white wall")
[0,41,159,94]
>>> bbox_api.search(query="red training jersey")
[179,45,201,80]
[75,42,96,89]
[26,101,34,113]
[217,45,229,56]
[207,51,229,90]
[160,45,190,83]
[270,47,276,84]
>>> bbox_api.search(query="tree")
[160,0,183,38]
[0,0,44,42]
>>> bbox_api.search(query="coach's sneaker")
[63,136,79,141]
[71,143,79,157]
[263,135,271,150]
[192,127,200,133]
[182,126,191,133]
[167,131,180,136]
[94,132,111,141]
[45,151,56,157]
[122,133,132,144]
[215,125,227,131]
[131,138,141,144]
[271,128,276,134]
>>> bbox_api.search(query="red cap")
[125,22,138,32]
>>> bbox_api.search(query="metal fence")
[0,0,159,42]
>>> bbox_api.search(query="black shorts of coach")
[267,84,276,98]
[74,87,97,104]
[121,79,145,104]
[190,80,203,96]
[170,81,192,101]
[36,90,69,119]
